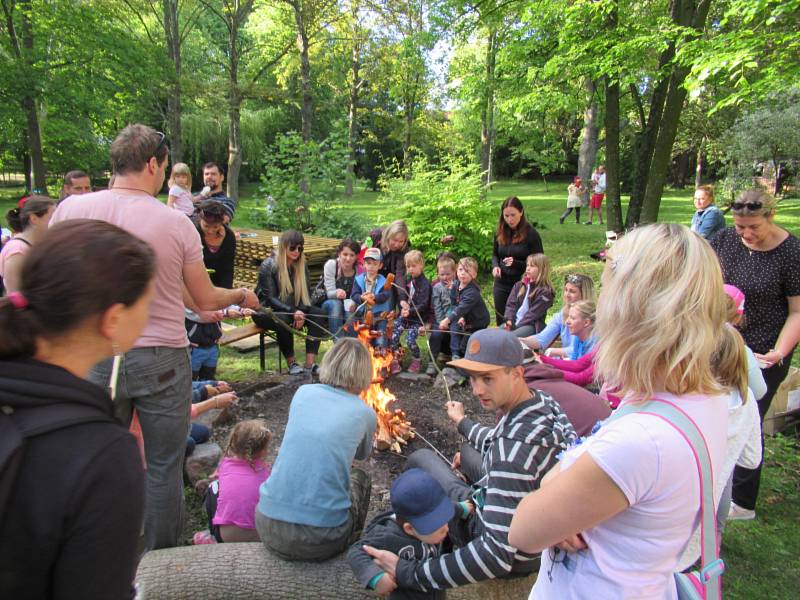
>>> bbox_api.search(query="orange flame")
[356,323,414,452]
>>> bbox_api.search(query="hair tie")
[7,291,28,310]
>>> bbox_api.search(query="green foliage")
[378,157,496,275]
[253,127,360,236]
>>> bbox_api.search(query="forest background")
[1,0,799,238]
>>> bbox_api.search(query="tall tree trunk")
[577,78,599,206]
[6,0,48,194]
[605,78,622,233]
[293,1,313,142]
[694,140,704,188]
[402,74,419,176]
[345,1,361,197]
[226,9,242,202]
[163,0,183,163]
[480,26,497,186]
[639,0,712,224]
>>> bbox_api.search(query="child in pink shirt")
[196,420,272,543]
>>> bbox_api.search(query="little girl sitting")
[436,257,490,360]
[545,299,596,360]
[503,253,555,337]
[197,419,273,544]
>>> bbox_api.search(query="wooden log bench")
[218,322,282,373]
[136,543,537,600]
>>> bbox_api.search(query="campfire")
[355,312,415,453]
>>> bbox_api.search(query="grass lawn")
[2,178,798,597]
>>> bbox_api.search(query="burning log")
[356,321,414,452]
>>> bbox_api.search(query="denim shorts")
[191,345,219,371]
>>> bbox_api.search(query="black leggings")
[492,280,515,326]
[731,351,794,509]
[252,306,327,360]
[560,206,581,223]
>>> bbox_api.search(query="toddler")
[198,419,273,544]
[391,250,431,374]
[436,257,490,360]
[167,163,209,216]
[426,253,457,375]
[348,468,458,599]
[351,247,392,347]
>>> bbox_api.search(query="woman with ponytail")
[0,195,54,294]
[0,219,156,599]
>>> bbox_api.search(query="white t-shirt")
[169,184,195,216]
[530,392,728,600]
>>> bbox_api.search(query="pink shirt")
[0,238,31,292]
[169,185,195,216]
[50,189,203,348]
[213,457,271,530]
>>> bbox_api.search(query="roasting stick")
[108,354,122,401]
[410,427,454,467]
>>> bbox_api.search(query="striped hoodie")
[395,391,577,591]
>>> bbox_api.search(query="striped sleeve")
[395,451,542,590]
[458,418,494,454]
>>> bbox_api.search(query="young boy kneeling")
[348,468,464,599]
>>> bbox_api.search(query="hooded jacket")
[523,362,611,437]
[0,358,144,600]
[395,391,576,592]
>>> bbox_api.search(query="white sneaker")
[728,502,756,521]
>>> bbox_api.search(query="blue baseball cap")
[391,469,454,535]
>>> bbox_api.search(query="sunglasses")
[731,201,763,211]
[288,244,304,253]
[565,274,587,285]
[152,131,167,158]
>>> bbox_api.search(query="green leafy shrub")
[252,128,358,236]
[379,157,495,275]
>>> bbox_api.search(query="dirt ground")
[183,372,494,544]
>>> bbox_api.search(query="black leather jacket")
[255,257,313,313]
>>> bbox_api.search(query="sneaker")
[425,362,437,376]
[728,502,756,521]
[192,530,217,545]
[584,221,593,225]
[305,363,320,376]
[287,362,304,376]
[408,358,421,373]
[559,217,565,224]
[390,358,402,375]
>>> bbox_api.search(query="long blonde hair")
[711,324,749,403]
[595,224,726,400]
[224,419,272,468]
[380,220,410,255]
[561,273,595,318]
[277,229,310,305]
[518,253,553,298]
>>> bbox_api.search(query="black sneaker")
[287,362,304,376]
[306,364,320,376]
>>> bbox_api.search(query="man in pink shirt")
[51,123,258,550]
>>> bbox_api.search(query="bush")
[378,157,495,276]
[253,128,357,235]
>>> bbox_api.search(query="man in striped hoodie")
[365,328,576,593]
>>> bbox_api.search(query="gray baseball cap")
[448,328,523,372]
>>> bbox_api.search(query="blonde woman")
[508,223,730,599]
[521,273,594,352]
[690,184,725,239]
[253,230,328,375]
[256,338,376,561]
[710,189,800,519]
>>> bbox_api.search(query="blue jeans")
[321,298,345,339]
[190,345,219,372]
[90,346,192,551]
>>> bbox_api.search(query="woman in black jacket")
[0,219,155,600]
[491,197,543,325]
[195,199,236,289]
[253,230,328,375]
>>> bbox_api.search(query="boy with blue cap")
[348,468,465,599]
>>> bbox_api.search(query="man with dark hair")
[58,170,92,202]
[364,328,576,593]
[51,124,259,551]
[202,162,236,223]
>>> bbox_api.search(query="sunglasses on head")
[288,244,304,253]
[565,274,587,285]
[152,131,167,158]
[732,201,763,211]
